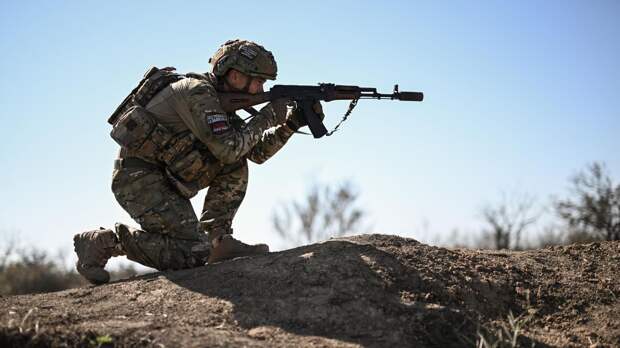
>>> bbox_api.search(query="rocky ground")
[0,234,618,347]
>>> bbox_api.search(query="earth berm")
[1,234,618,347]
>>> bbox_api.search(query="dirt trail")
[1,234,619,347]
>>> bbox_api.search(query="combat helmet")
[209,39,277,80]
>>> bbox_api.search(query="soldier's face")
[247,77,266,94]
[226,70,266,94]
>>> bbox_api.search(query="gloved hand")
[260,98,289,127]
[285,101,325,131]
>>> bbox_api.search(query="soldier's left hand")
[261,98,289,126]
[286,101,325,131]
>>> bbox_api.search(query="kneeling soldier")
[74,39,323,284]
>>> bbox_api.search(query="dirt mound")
[1,234,619,347]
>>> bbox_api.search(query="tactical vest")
[108,67,224,198]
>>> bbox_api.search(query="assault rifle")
[218,84,424,138]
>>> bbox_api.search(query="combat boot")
[208,235,269,263]
[73,227,124,285]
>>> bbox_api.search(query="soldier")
[73,39,323,284]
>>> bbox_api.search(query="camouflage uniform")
[111,73,295,270]
[75,40,300,283]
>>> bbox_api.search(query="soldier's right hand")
[260,98,289,126]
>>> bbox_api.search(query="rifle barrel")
[396,91,424,101]
[359,91,424,101]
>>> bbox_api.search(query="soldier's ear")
[226,69,252,90]
[226,69,241,83]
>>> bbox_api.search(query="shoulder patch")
[206,114,230,135]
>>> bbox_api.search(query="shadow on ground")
[164,236,548,347]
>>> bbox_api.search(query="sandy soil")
[1,234,618,347]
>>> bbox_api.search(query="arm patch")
[206,114,230,135]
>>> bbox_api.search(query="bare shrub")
[479,191,539,250]
[272,180,366,247]
[534,225,566,248]
[555,162,620,242]
[109,263,139,282]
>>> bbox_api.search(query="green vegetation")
[476,311,535,348]
[90,334,113,347]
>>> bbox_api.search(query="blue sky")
[1,1,619,262]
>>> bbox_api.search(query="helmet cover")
[209,39,277,80]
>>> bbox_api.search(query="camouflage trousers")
[111,158,248,270]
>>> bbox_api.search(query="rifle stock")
[218,92,271,112]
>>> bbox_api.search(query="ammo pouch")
[110,106,223,198]
[163,134,224,194]
[110,106,172,162]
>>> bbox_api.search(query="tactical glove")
[285,101,325,131]
[260,98,289,127]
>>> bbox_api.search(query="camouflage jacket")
[115,72,295,198]
[141,73,295,165]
